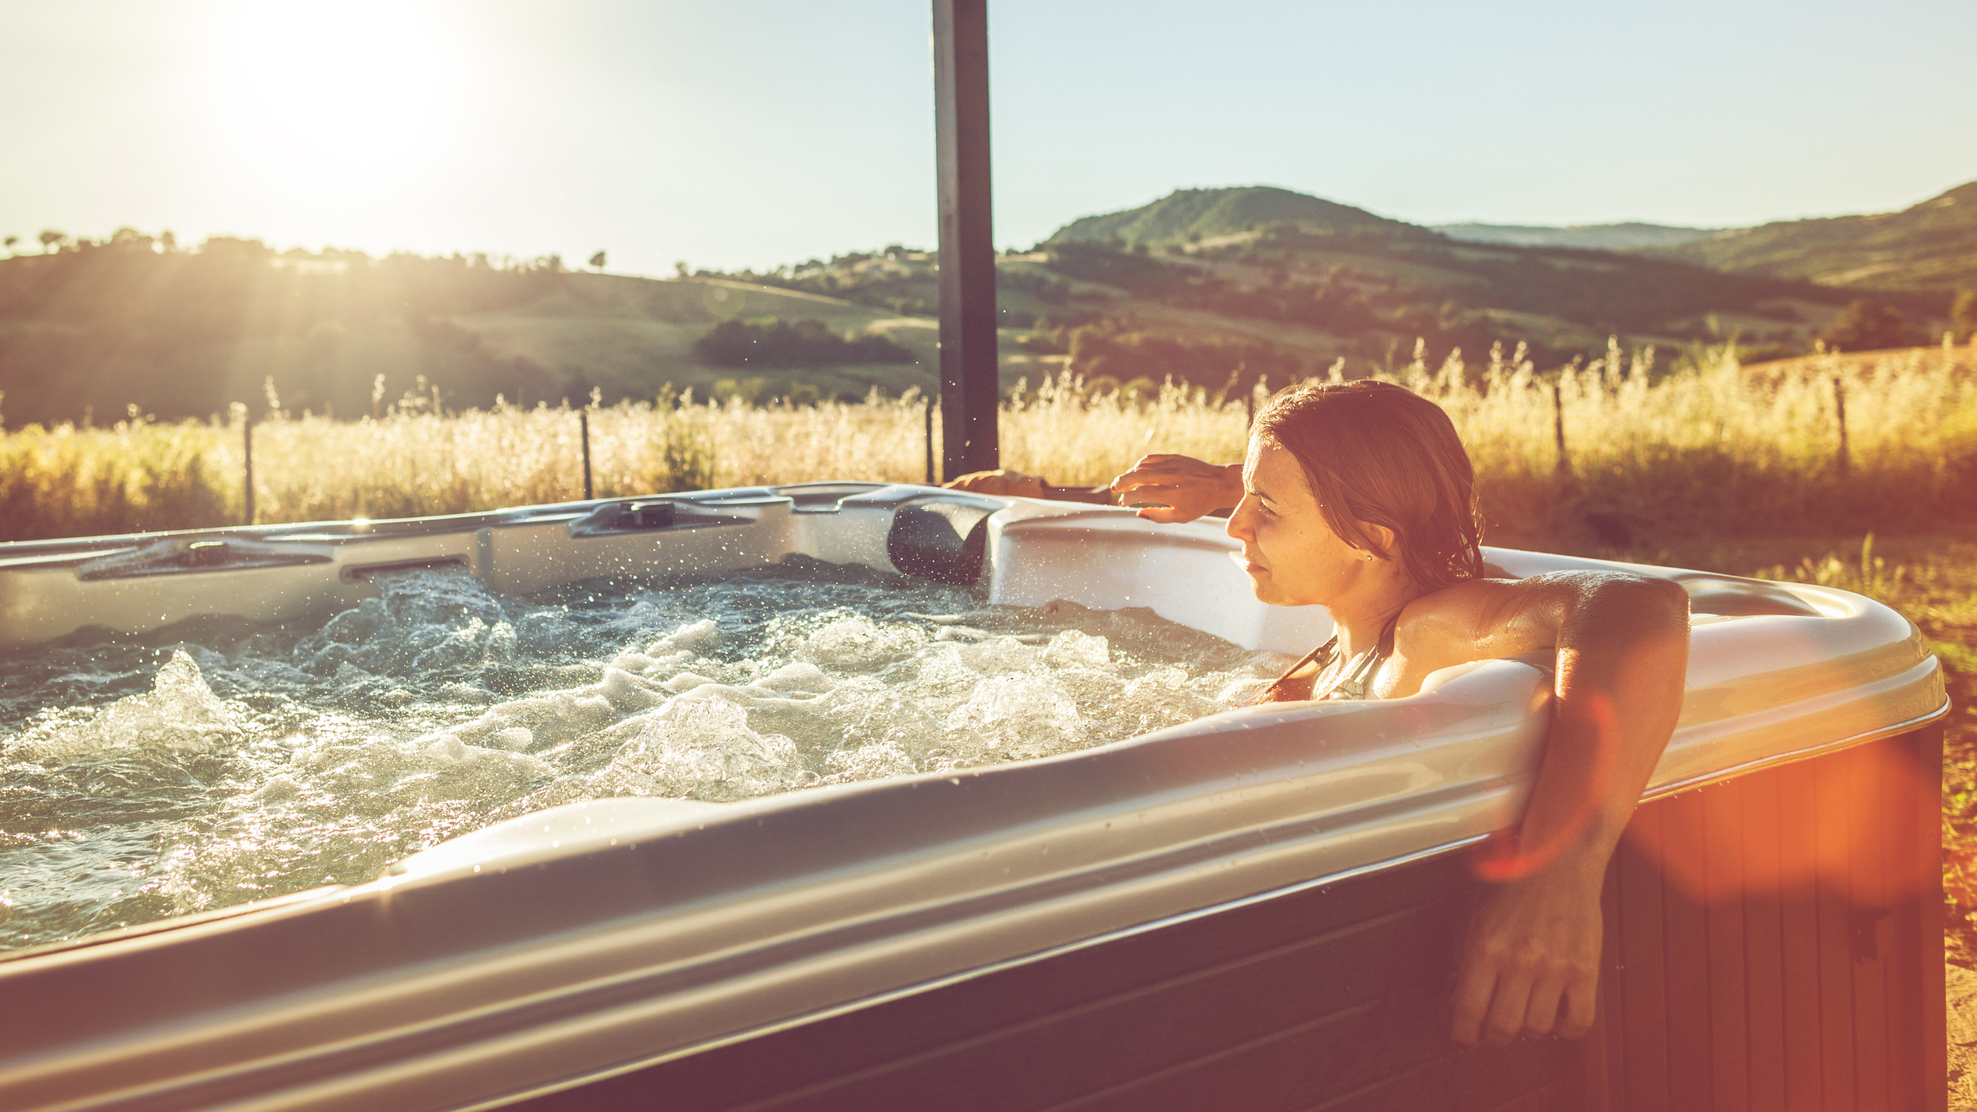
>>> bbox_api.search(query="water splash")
[0,562,1280,952]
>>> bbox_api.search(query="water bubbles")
[1042,629,1110,669]
[0,563,1278,952]
[792,614,926,671]
[602,697,808,802]
[943,672,1084,763]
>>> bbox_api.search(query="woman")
[954,380,1691,1049]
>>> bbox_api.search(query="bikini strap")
[1320,611,1403,701]
[1257,636,1336,704]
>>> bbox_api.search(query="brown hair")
[1251,379,1483,591]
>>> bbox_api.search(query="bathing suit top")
[1257,613,1401,704]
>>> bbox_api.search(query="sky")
[2,0,1973,273]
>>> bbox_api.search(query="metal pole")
[932,0,999,480]
[579,410,594,500]
[243,414,255,526]
[924,395,936,485]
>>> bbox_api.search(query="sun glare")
[202,3,461,201]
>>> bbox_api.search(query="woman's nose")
[1226,498,1254,542]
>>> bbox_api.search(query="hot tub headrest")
[887,496,998,585]
[1668,573,1824,617]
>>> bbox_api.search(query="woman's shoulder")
[1380,578,1532,696]
[1394,577,1518,640]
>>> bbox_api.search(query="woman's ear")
[1358,522,1398,560]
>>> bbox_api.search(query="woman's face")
[1225,438,1380,608]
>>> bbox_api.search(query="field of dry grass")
[7,337,1971,545]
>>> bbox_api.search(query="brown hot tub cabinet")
[0,484,1948,1111]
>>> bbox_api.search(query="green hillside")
[1045,186,1428,247]
[726,192,1957,390]
[732,185,1918,386]
[1650,180,1977,296]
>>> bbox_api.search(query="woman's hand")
[1450,851,1604,1047]
[1107,455,1243,523]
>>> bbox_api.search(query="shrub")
[693,317,916,368]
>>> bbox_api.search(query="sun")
[201,2,461,201]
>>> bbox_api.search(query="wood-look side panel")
[1738,762,1788,1112]
[1843,744,1891,1109]
[774,903,1454,1111]
[1659,790,1713,1111]
[1601,865,1626,1112]
[1701,779,1749,1112]
[1617,804,1671,1112]
[1813,755,1860,1107]
[1775,760,1824,1112]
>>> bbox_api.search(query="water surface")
[0,560,1277,952]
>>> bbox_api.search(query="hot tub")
[0,483,1949,1111]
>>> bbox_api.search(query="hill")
[1649,180,1977,296]
[725,185,1938,389]
[1435,222,1718,251]
[1023,187,1889,370]
[1044,186,1428,248]
[0,236,948,427]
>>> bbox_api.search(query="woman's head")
[1232,380,1482,603]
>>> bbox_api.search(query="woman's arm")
[1390,572,1691,1047]
[942,470,1115,503]
[945,455,1245,516]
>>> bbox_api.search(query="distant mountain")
[1044,186,1428,248]
[1435,222,1719,252]
[834,183,1879,379]
[1649,181,1977,295]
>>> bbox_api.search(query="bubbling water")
[0,561,1282,953]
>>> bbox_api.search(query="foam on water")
[0,561,1281,952]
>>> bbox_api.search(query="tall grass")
[1,338,1973,544]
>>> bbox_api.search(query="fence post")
[1833,376,1849,479]
[242,413,255,526]
[579,410,594,500]
[924,395,936,485]
[1551,379,1569,478]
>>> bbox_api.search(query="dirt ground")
[1948,965,1977,1108]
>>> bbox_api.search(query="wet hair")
[1251,379,1483,591]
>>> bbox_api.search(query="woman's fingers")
[1451,867,1606,1048]
[1479,965,1536,1048]
[1519,971,1570,1037]
[1109,454,1222,493]
[1449,955,1499,1047]
[1558,973,1600,1040]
